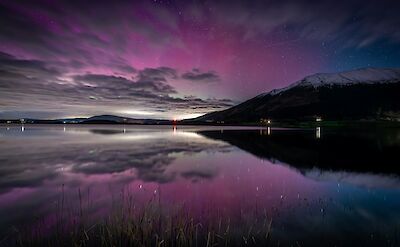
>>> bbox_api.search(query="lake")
[0,125,400,246]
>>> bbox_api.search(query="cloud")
[1,0,397,72]
[0,52,234,119]
[181,69,220,83]
[0,1,184,75]
[0,51,15,60]
[138,67,177,82]
[73,73,177,97]
[115,65,137,74]
[0,52,61,81]
[211,0,400,47]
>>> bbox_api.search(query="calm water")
[1,125,400,246]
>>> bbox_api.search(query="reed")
[5,187,273,247]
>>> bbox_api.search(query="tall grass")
[4,187,273,247]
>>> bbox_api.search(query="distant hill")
[0,115,172,125]
[191,67,400,124]
[81,115,172,124]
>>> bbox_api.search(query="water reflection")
[199,128,400,176]
[316,126,321,139]
[259,127,271,136]
[0,126,231,193]
[0,125,400,246]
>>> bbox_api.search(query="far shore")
[1,119,400,129]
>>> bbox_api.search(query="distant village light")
[316,117,322,122]
[260,118,271,126]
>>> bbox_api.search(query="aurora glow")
[0,0,400,119]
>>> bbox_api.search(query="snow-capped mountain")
[192,67,400,123]
[300,67,400,86]
[262,67,400,97]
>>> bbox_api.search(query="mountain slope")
[193,67,400,123]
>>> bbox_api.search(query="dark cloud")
[138,67,177,82]
[0,52,61,80]
[182,69,220,83]
[73,73,177,96]
[116,65,137,74]
[0,52,234,119]
[0,51,15,60]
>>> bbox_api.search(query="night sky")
[1,0,400,119]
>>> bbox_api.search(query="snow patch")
[257,67,400,98]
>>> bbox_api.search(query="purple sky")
[1,0,400,119]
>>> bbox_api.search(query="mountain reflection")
[198,128,400,174]
[198,128,400,188]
